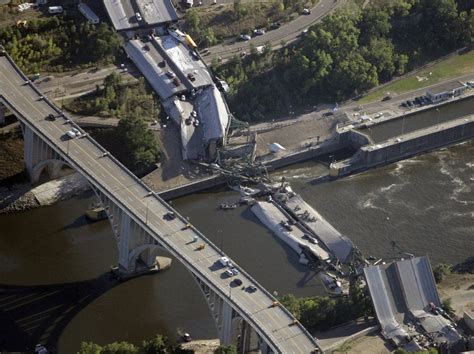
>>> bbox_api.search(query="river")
[0,141,472,352]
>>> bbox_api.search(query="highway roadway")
[0,54,320,353]
[203,0,344,63]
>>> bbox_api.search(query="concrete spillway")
[331,95,474,177]
[251,201,331,263]
[358,95,474,143]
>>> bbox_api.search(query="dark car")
[187,73,196,82]
[246,285,257,293]
[164,212,176,220]
[322,112,334,117]
[270,22,281,29]
[46,113,56,121]
[232,278,243,286]
[381,95,391,101]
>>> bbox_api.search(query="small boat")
[85,204,107,221]
[219,202,237,210]
[182,333,192,342]
[319,271,348,296]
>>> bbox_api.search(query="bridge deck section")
[0,54,320,353]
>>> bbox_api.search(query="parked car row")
[401,95,431,108]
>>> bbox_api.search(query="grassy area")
[358,50,474,104]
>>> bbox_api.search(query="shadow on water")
[0,272,124,352]
[59,214,89,232]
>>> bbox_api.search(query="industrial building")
[426,82,467,103]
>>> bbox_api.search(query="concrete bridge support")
[92,187,161,274]
[21,122,67,183]
[0,104,5,125]
[194,277,270,353]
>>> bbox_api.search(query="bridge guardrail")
[2,53,320,351]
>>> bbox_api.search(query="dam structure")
[330,94,474,177]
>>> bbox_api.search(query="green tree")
[142,334,169,354]
[116,111,160,173]
[78,342,102,354]
[433,263,451,283]
[214,345,237,354]
[102,341,138,353]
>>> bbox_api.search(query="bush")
[433,263,451,283]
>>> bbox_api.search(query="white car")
[219,256,229,267]
[253,28,265,36]
[72,127,81,136]
[230,268,239,275]
[225,269,234,277]
[239,34,251,41]
[302,8,311,15]
[66,130,77,139]
[135,12,142,21]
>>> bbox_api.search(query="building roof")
[427,81,466,95]
[78,3,99,22]
[103,0,178,31]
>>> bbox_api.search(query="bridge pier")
[21,123,66,183]
[92,187,163,275]
[194,277,273,353]
[0,104,5,125]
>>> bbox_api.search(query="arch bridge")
[0,50,321,353]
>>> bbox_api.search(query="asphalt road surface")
[0,54,320,353]
[203,0,344,63]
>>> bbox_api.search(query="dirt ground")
[333,332,393,354]
[179,339,220,354]
[0,132,25,182]
[437,272,474,317]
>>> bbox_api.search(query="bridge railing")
[2,53,320,351]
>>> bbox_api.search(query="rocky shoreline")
[0,173,89,214]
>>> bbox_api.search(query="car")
[225,269,234,277]
[72,127,81,136]
[401,102,408,107]
[0,45,5,56]
[193,119,200,127]
[322,111,334,117]
[187,73,196,82]
[164,211,176,220]
[158,60,167,68]
[173,77,181,87]
[166,71,175,78]
[66,130,77,139]
[270,22,281,29]
[227,261,234,268]
[301,28,309,36]
[46,113,56,121]
[302,8,311,15]
[219,257,229,267]
[238,34,251,41]
[381,95,391,101]
[246,285,257,293]
[185,117,192,125]
[191,110,198,118]
[143,44,150,52]
[253,28,265,36]
[230,267,239,275]
[407,100,413,107]
[135,12,142,21]
[232,278,243,286]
